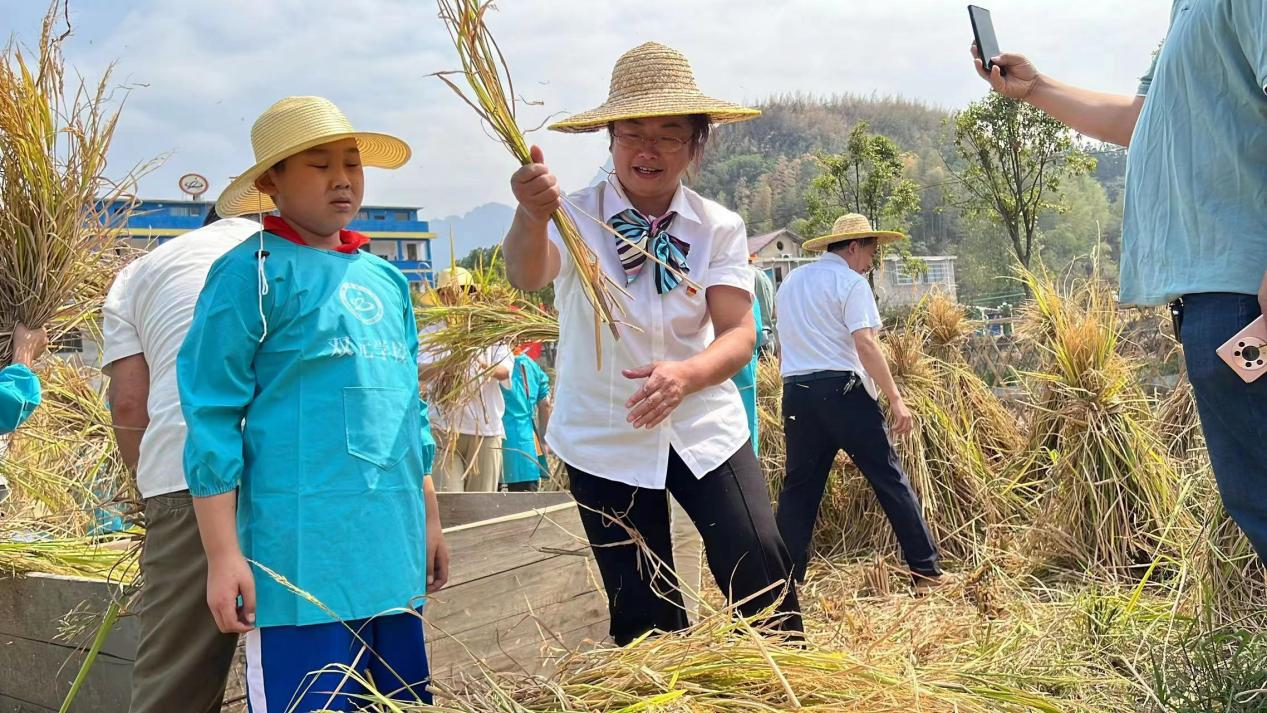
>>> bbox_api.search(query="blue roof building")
[106,198,436,286]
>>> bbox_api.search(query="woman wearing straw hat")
[773,214,947,594]
[502,42,802,645]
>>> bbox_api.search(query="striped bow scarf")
[609,208,691,295]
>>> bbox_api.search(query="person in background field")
[774,214,947,593]
[101,206,260,713]
[0,323,49,505]
[501,41,802,645]
[729,259,767,457]
[499,347,552,492]
[971,0,1267,558]
[750,255,776,357]
[177,96,447,711]
[418,265,513,492]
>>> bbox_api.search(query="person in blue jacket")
[729,265,765,456]
[499,349,552,492]
[1,323,48,434]
[176,97,448,711]
[0,323,48,504]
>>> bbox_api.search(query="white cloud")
[2,0,1169,217]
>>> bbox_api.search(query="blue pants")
[1179,293,1267,559]
[244,609,431,712]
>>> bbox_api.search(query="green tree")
[950,93,1096,270]
[457,246,555,308]
[797,122,920,237]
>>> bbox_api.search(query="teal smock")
[419,398,436,476]
[0,364,41,434]
[730,290,763,456]
[178,233,429,628]
[1119,0,1267,305]
[499,353,549,484]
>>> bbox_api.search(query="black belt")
[783,370,856,386]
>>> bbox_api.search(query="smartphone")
[1216,316,1267,383]
[968,5,1006,77]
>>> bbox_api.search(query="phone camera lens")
[1244,345,1261,361]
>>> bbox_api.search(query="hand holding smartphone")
[969,5,1006,77]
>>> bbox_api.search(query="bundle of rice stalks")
[1183,482,1267,629]
[432,0,626,361]
[1015,268,1196,576]
[0,2,152,362]
[0,530,138,581]
[416,264,558,414]
[0,360,136,535]
[1156,373,1202,461]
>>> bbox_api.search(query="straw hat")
[215,96,411,217]
[548,42,760,133]
[434,266,474,291]
[801,214,905,252]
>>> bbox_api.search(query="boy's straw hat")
[548,42,760,133]
[802,214,905,252]
[215,96,411,217]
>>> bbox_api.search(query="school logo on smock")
[339,282,385,325]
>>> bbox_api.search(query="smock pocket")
[344,387,412,469]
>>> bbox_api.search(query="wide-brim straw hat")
[435,266,474,291]
[548,42,760,133]
[802,213,906,252]
[215,96,411,217]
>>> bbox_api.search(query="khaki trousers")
[129,490,239,713]
[435,432,502,492]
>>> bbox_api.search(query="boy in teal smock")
[499,350,552,492]
[177,97,448,711]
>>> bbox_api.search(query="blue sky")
[1,0,1169,219]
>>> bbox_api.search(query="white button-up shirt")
[101,217,260,498]
[775,252,882,388]
[545,179,753,488]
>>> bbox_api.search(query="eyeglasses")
[612,132,691,154]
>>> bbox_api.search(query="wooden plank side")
[440,506,589,589]
[429,592,609,679]
[0,574,137,660]
[432,618,611,684]
[0,692,58,713]
[426,554,600,640]
[438,492,573,529]
[0,635,132,712]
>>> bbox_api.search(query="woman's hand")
[623,361,698,429]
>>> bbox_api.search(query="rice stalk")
[0,1,156,361]
[431,0,625,362]
[1014,267,1197,576]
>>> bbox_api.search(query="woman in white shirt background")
[501,42,802,645]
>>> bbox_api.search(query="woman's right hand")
[511,145,562,225]
[206,552,256,633]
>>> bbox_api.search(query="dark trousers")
[505,480,540,492]
[567,442,803,646]
[777,373,941,581]
[1177,293,1267,558]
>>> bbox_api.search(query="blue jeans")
[1179,293,1267,559]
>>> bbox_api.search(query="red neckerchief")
[263,215,370,254]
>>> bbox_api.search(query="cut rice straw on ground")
[432,0,624,362]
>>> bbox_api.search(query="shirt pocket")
[343,387,412,469]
